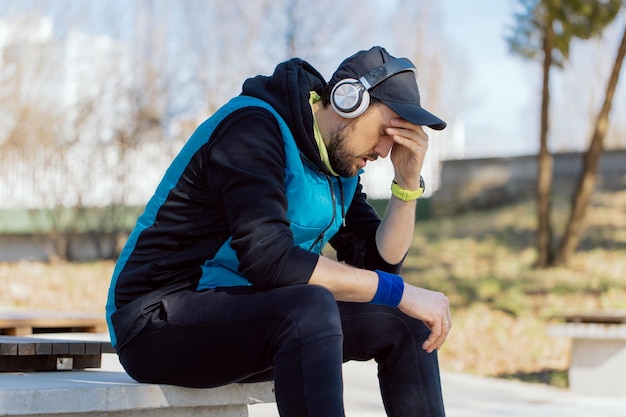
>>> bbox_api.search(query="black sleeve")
[206,108,319,289]
[329,179,403,274]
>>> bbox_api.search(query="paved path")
[248,360,626,417]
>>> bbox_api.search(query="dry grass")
[0,260,112,313]
[405,190,626,385]
[1,190,625,387]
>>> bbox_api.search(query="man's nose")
[374,136,394,158]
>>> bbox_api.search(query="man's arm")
[375,118,429,264]
[375,196,417,265]
[309,256,450,353]
[310,117,451,352]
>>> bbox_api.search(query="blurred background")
[0,0,625,391]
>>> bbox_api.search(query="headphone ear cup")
[331,78,370,119]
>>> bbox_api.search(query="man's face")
[327,103,399,177]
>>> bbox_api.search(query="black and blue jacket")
[105,58,401,350]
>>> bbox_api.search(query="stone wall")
[431,150,626,216]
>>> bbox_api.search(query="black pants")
[118,285,445,417]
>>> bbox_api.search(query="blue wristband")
[372,270,405,307]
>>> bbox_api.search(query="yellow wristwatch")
[391,176,425,201]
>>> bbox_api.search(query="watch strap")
[390,176,425,201]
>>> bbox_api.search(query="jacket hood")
[240,58,328,173]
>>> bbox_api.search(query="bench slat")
[0,335,113,371]
[0,354,102,371]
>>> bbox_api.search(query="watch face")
[419,175,425,190]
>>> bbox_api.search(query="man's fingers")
[437,316,452,350]
[422,320,441,353]
[423,313,452,353]
[400,286,452,353]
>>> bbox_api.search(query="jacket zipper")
[308,174,337,251]
[299,154,343,252]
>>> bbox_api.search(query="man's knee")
[275,284,343,346]
[339,303,433,358]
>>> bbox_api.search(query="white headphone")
[330,58,417,118]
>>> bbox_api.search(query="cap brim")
[382,99,447,130]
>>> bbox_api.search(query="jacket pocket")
[111,281,189,352]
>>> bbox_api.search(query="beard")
[327,122,378,177]
[327,124,357,177]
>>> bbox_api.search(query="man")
[106,46,451,417]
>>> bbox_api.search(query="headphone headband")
[359,58,417,90]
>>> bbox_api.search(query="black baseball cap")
[329,46,446,130]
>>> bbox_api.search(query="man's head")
[321,46,446,130]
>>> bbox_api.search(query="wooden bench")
[0,335,115,371]
[0,335,276,417]
[0,311,107,336]
[0,311,111,372]
[548,310,626,396]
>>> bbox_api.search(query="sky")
[440,0,539,158]
[440,0,626,159]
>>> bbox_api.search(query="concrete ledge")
[0,354,275,417]
[548,319,626,396]
[548,323,626,339]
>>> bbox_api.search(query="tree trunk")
[536,24,555,268]
[555,25,626,266]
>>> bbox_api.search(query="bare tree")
[0,15,62,150]
[555,24,626,266]
[508,0,623,268]
[1,0,455,261]
[0,7,170,260]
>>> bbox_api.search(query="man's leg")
[338,302,446,417]
[118,285,346,417]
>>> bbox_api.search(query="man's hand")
[386,119,429,191]
[398,284,452,353]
